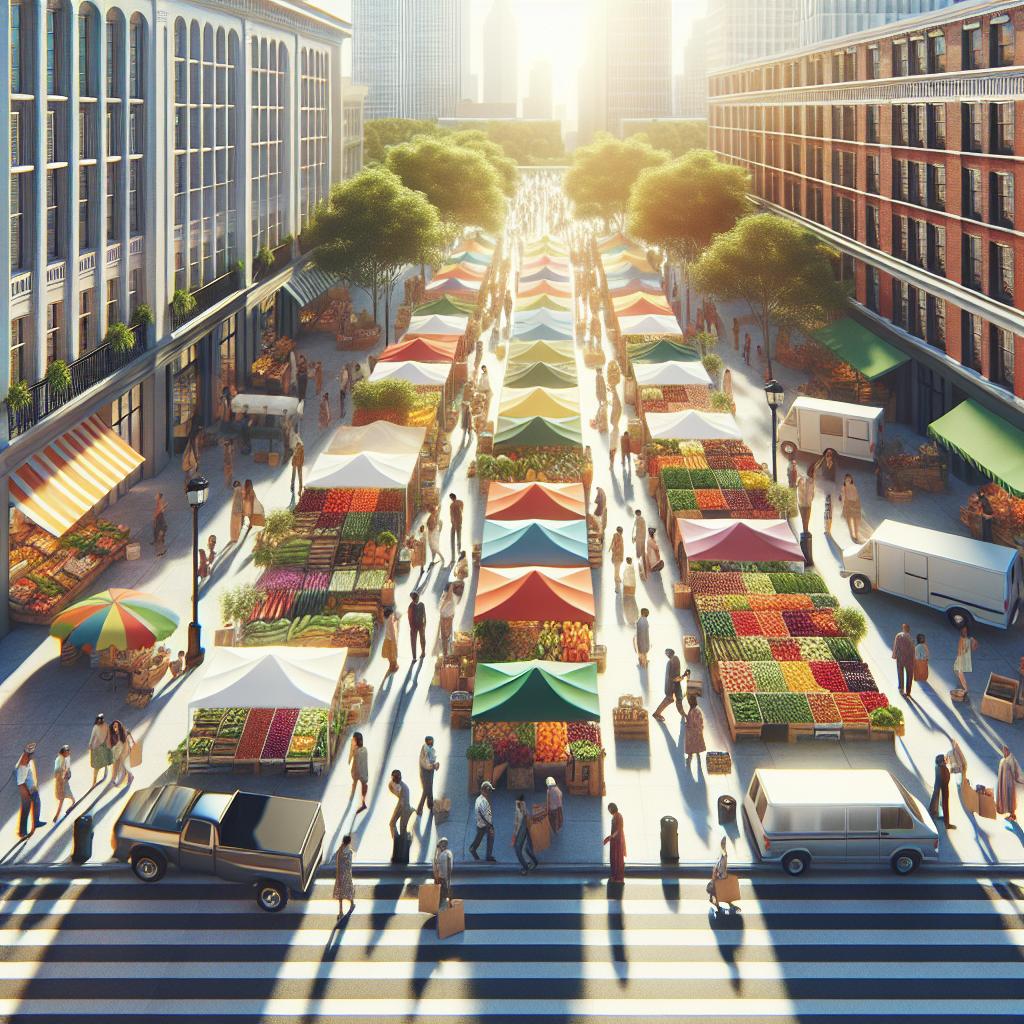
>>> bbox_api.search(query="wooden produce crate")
[683,635,701,664]
[467,757,493,794]
[706,751,732,775]
[722,689,763,742]
[566,753,605,797]
[673,583,692,609]
[612,696,649,742]
[450,690,473,730]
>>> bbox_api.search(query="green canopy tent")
[811,318,909,380]
[414,296,476,318]
[626,338,701,363]
[928,400,1024,498]
[503,361,578,390]
[494,415,583,450]
[472,661,600,722]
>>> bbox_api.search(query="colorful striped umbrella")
[50,589,180,652]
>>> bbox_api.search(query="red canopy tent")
[614,296,675,317]
[516,280,574,299]
[474,566,595,622]
[375,336,458,364]
[485,481,587,521]
[677,518,803,563]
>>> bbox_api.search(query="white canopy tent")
[369,360,452,387]
[230,394,304,418]
[326,421,427,457]
[307,450,419,490]
[618,314,683,336]
[633,360,713,387]
[646,410,743,441]
[406,314,469,336]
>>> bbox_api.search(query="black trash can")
[717,795,737,826]
[71,813,93,865]
[660,815,679,862]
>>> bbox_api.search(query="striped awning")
[283,265,342,309]
[9,414,145,536]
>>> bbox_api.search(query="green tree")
[625,120,708,157]
[692,213,847,376]
[364,118,445,164]
[385,137,506,244]
[304,167,443,342]
[449,130,519,196]
[565,133,668,226]
[473,121,565,164]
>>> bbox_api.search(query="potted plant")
[465,740,494,795]
[701,353,724,388]
[219,583,267,643]
[869,704,905,737]
[131,303,154,327]
[766,482,797,520]
[256,245,274,274]
[171,288,197,320]
[5,380,31,413]
[46,359,72,395]
[710,391,735,414]
[834,606,868,646]
[105,321,137,354]
[694,330,718,357]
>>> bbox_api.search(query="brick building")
[709,0,1024,467]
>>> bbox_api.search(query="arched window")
[78,4,99,96]
[105,10,124,98]
[129,13,145,98]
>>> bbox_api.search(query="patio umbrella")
[50,588,180,652]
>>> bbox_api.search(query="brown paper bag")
[714,874,741,905]
[528,814,551,854]
[961,780,979,814]
[979,789,997,820]
[437,898,465,939]
[129,740,143,768]
[418,882,441,915]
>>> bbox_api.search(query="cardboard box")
[714,874,741,905]
[437,899,465,939]
[418,883,441,915]
[529,811,551,853]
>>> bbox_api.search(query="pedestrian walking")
[892,623,916,696]
[732,317,740,350]
[722,368,732,399]
[786,456,799,490]
[593,486,607,537]
[241,479,263,533]
[645,527,663,575]
[407,592,427,660]
[88,713,112,787]
[108,720,135,787]
[603,803,626,884]
[822,492,833,535]
[632,510,647,579]
[339,363,350,400]
[839,474,862,542]
[997,745,1022,821]
[621,429,632,473]
[416,736,440,815]
[708,836,736,911]
[290,438,305,500]
[222,439,234,489]
[53,744,75,819]
[333,835,355,917]
[460,400,473,444]
[953,624,977,693]
[453,550,469,596]
[448,493,464,565]
[622,557,637,597]
[914,633,930,685]
[610,527,625,590]
[439,585,456,657]
[319,392,331,430]
[427,506,443,566]
[229,480,243,544]
[609,385,622,433]
[609,430,618,472]
[512,794,539,875]
[207,534,217,569]
[683,695,706,764]
[296,355,309,402]
[14,744,44,839]
[653,650,687,722]
[348,732,368,812]
[797,468,815,534]
[929,754,954,828]
[817,448,838,494]
[197,547,210,582]
[594,367,606,406]
[388,769,412,851]
[743,333,752,365]
[314,360,323,396]
[546,777,564,833]
[433,837,454,908]
[469,780,497,862]
[477,366,492,409]
[978,489,995,542]
[634,607,651,667]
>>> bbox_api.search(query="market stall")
[369,360,455,408]
[676,519,802,578]
[306,450,417,529]
[511,321,575,342]
[507,340,575,365]
[481,519,589,568]
[626,338,700,364]
[325,421,427,458]
[618,314,683,336]
[503,361,577,390]
[230,393,302,458]
[498,387,580,420]
[474,566,595,623]
[494,415,583,451]
[373,336,459,365]
[485,481,587,521]
[633,360,713,388]
[249,337,294,393]
[646,410,742,442]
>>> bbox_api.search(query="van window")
[183,819,213,846]
[771,807,817,833]
[755,790,768,822]
[821,413,843,437]
[749,776,762,805]
[880,806,914,830]
[848,807,878,832]
[821,808,845,831]
[847,418,870,441]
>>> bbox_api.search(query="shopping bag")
[434,797,451,825]
[978,788,997,820]
[437,898,465,939]
[528,813,551,854]
[960,779,979,813]
[713,874,741,905]
[129,740,143,768]
[649,559,664,574]
[913,659,929,682]
[418,882,441,915]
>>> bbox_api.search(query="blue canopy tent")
[481,519,589,568]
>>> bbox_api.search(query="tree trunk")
[761,308,774,380]
[384,283,392,345]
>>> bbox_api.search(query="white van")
[842,519,1024,630]
[744,768,938,876]
[777,396,883,462]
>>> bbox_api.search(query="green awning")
[414,296,476,317]
[472,660,600,722]
[283,265,343,309]
[928,400,1024,497]
[811,318,909,381]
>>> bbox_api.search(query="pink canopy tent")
[677,518,803,564]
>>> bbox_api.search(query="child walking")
[823,493,833,536]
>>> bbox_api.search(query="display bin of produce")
[612,696,649,741]
[260,709,300,762]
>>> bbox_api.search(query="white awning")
[633,360,712,387]
[369,360,451,387]
[646,410,742,441]
[307,450,419,490]
[231,393,303,417]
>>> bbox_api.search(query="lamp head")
[186,475,210,508]
[763,379,785,408]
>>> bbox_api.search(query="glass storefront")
[217,314,238,420]
[109,384,144,498]
[170,342,200,451]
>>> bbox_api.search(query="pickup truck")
[112,785,325,911]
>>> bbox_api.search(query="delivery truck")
[777,396,883,462]
[841,519,1024,629]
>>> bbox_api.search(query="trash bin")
[71,813,93,865]
[718,795,737,825]
[660,815,679,863]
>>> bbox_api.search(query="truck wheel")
[849,574,871,595]
[782,851,809,876]
[780,441,796,458]
[890,850,921,875]
[946,607,973,630]
[256,880,288,912]
[130,849,167,883]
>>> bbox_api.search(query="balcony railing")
[7,330,145,440]
[170,270,240,332]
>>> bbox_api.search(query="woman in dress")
[88,714,112,787]
[996,745,1022,821]
[953,624,975,693]
[108,720,135,787]
[839,474,863,542]
[817,447,837,495]
[241,480,256,532]
[683,694,706,765]
[53,744,75,819]
[603,803,626,884]
[319,392,331,430]
[381,607,399,676]
[914,633,930,685]
[645,527,663,575]
[427,508,443,566]
[348,733,368,813]
[439,585,456,658]
[334,835,355,918]
[609,526,625,591]
[229,481,244,544]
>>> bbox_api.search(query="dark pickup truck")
[112,785,325,911]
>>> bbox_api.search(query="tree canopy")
[565,133,668,225]
[472,120,565,164]
[624,120,708,157]
[364,118,444,165]
[449,130,519,197]
[628,150,750,267]
[692,214,848,375]
[304,166,443,338]
[385,137,506,239]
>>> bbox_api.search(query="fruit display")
[469,720,594,766]
[728,692,760,723]
[477,449,589,483]
[287,708,329,760]
[757,693,813,725]
[560,621,593,662]
[807,692,841,724]
[261,709,300,760]
[535,722,569,761]
[720,662,756,693]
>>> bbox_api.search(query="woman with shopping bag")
[708,835,740,912]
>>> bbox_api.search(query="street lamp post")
[185,476,209,669]
[763,379,785,483]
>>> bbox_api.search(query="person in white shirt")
[388,769,412,850]
[416,736,440,815]
[622,557,637,596]
[15,743,44,838]
[433,836,454,908]
[545,776,564,833]
[469,780,496,862]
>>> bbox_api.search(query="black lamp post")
[763,379,785,483]
[185,475,209,668]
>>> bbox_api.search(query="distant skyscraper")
[352,0,462,120]
[798,0,958,47]
[578,0,672,141]
[676,16,708,118]
[705,0,799,72]
[524,60,554,120]
[483,0,519,109]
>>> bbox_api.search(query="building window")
[893,280,909,328]
[79,10,92,95]
[962,312,983,373]
[962,168,982,220]
[962,103,982,152]
[991,326,1016,388]
[962,234,983,291]
[866,155,879,194]
[909,219,926,267]
[129,107,142,154]
[892,215,908,260]
[865,267,880,312]
[106,15,121,97]
[991,102,1014,155]
[963,25,982,71]
[46,170,59,260]
[909,105,926,148]
[867,46,879,80]
[927,32,946,73]
[106,165,119,241]
[910,162,926,205]
[46,6,61,94]
[927,104,946,149]
[909,37,926,76]
[866,105,879,144]
[109,384,144,494]
[892,40,909,77]
[866,204,879,248]
[79,289,93,352]
[927,163,946,210]
[990,242,1014,304]
[10,175,24,269]
[893,106,909,146]
[129,16,143,98]
[926,295,945,349]
[991,19,1014,68]
[10,317,27,383]
[129,161,141,233]
[79,167,91,248]
[927,224,946,276]
[46,302,63,365]
[893,159,909,202]
[991,172,1014,228]
[106,278,119,326]
[11,3,24,94]
[129,268,142,317]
